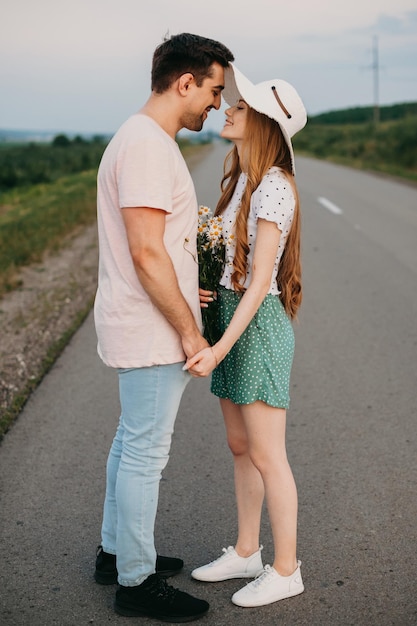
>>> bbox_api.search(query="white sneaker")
[232,562,304,607]
[191,546,264,582]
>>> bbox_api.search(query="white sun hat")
[222,63,307,174]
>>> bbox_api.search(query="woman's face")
[220,99,248,144]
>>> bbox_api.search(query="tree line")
[0,135,108,191]
[307,102,417,125]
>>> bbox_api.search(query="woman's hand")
[183,346,218,377]
[199,287,215,309]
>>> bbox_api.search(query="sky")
[1,0,417,136]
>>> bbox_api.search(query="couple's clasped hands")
[183,344,218,377]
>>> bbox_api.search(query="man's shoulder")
[103,115,177,163]
[115,113,157,137]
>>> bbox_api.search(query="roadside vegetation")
[0,170,98,296]
[0,134,107,191]
[0,135,201,297]
[293,102,417,182]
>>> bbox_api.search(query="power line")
[372,35,380,125]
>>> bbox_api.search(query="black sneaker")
[115,574,209,622]
[94,545,184,585]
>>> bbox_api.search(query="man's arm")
[122,206,208,358]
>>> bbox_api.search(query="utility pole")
[372,35,380,125]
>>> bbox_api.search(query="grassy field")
[293,107,417,183]
[0,136,106,191]
[0,170,98,297]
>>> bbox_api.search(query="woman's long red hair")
[215,107,302,319]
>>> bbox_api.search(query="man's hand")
[181,332,210,363]
[183,345,218,377]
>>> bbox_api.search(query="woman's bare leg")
[240,400,298,576]
[220,398,264,557]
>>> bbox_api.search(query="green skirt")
[211,286,295,409]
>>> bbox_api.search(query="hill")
[308,102,417,125]
[293,101,417,181]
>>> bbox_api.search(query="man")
[93,33,234,622]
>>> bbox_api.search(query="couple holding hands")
[93,31,306,622]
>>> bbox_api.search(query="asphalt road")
[1,142,416,625]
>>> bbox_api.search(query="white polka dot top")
[219,167,296,295]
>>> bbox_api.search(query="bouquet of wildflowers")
[197,205,226,345]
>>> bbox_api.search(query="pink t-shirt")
[94,114,202,368]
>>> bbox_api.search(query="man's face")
[180,62,225,132]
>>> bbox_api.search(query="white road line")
[317,196,343,215]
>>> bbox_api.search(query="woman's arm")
[185,218,281,376]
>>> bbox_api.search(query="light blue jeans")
[101,363,190,586]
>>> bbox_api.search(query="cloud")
[375,9,417,34]
[1,0,416,132]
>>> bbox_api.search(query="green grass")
[293,116,417,183]
[0,138,106,190]
[0,169,98,295]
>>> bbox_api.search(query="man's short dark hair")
[151,32,234,93]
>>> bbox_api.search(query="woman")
[184,64,307,608]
